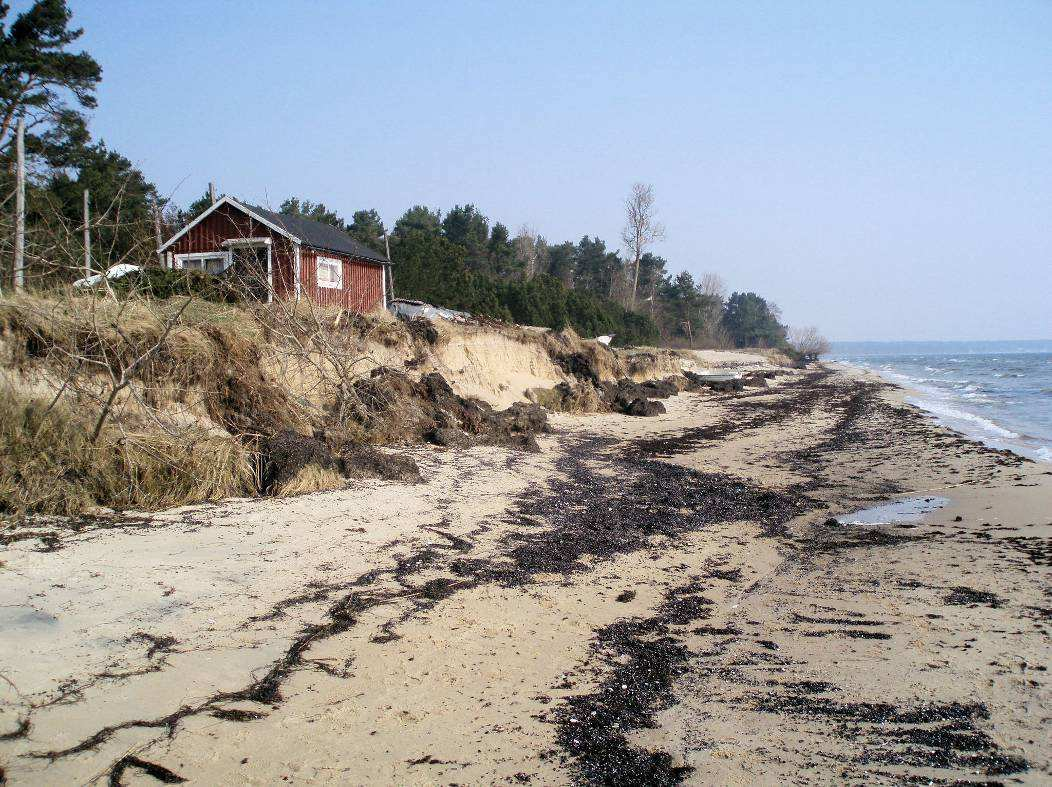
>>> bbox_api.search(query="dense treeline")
[1,0,790,350]
[390,230,657,344]
[270,198,788,348]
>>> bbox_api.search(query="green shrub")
[109,267,239,302]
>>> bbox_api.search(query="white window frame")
[316,256,343,290]
[174,251,231,274]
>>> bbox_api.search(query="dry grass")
[528,383,604,414]
[0,291,260,369]
[0,291,310,438]
[0,389,254,516]
[750,347,795,367]
[272,464,346,497]
[0,292,357,516]
[0,289,429,516]
[619,347,684,380]
[527,387,564,411]
[564,384,604,413]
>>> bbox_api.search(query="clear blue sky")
[59,0,1052,341]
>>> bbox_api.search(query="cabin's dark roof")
[245,202,389,263]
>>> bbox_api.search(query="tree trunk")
[630,251,640,309]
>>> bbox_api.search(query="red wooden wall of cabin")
[299,246,385,312]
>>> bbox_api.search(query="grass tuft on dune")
[0,389,254,516]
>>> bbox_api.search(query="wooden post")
[209,182,216,205]
[13,117,25,291]
[383,231,395,304]
[152,200,163,267]
[83,189,91,278]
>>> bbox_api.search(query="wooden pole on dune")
[13,117,25,292]
[83,188,91,278]
[383,230,395,304]
[153,199,163,267]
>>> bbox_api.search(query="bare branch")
[89,297,193,442]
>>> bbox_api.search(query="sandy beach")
[1,363,1049,785]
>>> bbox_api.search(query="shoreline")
[828,358,1052,465]
[1,364,1049,784]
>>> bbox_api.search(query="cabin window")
[175,252,230,274]
[316,256,343,289]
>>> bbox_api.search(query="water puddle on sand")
[0,604,59,630]
[837,496,949,526]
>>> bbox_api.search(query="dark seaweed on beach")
[944,586,1004,608]
[553,581,706,786]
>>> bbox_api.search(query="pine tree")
[278,197,344,228]
[348,209,386,253]
[393,205,441,238]
[0,0,101,169]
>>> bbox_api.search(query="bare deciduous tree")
[694,271,728,346]
[698,272,726,299]
[513,224,548,280]
[1,172,160,289]
[788,325,831,360]
[621,182,664,309]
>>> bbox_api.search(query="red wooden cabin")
[159,196,390,311]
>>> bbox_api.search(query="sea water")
[830,340,1052,463]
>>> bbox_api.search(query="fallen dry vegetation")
[0,287,690,517]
